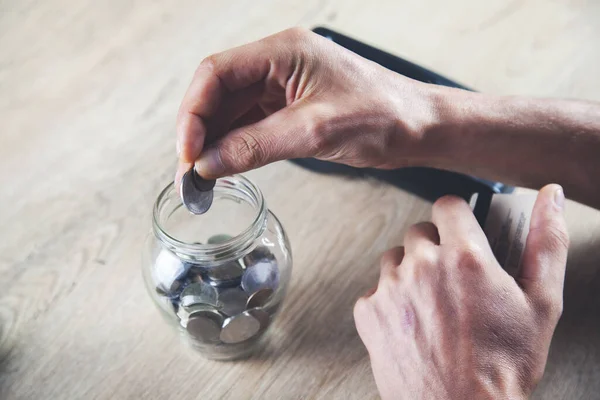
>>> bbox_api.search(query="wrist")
[388,81,473,167]
[401,84,541,181]
[417,84,482,162]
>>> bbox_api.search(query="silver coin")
[207,234,233,244]
[246,288,274,309]
[177,304,190,324]
[243,246,275,267]
[217,287,249,316]
[241,260,280,294]
[204,261,244,287]
[247,308,271,333]
[186,307,224,343]
[180,168,216,215]
[153,248,191,295]
[180,282,218,308]
[177,303,216,325]
[220,311,261,344]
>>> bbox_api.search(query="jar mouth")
[152,174,267,263]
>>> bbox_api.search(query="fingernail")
[195,147,225,177]
[554,186,565,210]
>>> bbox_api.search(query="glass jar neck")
[152,175,268,264]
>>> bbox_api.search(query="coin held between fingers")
[180,167,216,215]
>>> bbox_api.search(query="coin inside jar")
[217,287,249,316]
[153,248,191,295]
[241,260,280,294]
[242,246,275,267]
[207,234,233,244]
[180,168,216,215]
[220,311,262,344]
[247,308,271,333]
[180,282,218,308]
[204,261,244,288]
[246,288,274,309]
[186,307,224,343]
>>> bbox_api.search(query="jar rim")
[152,174,267,263]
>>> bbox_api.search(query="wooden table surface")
[2,1,600,399]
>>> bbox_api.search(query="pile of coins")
[152,235,280,348]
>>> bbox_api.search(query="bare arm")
[416,88,600,208]
[175,27,600,209]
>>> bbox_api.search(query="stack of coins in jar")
[153,237,281,354]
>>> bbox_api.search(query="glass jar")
[142,174,292,360]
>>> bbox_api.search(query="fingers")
[175,161,192,195]
[177,112,208,164]
[208,82,266,141]
[403,222,440,251]
[194,102,319,178]
[432,195,490,248]
[357,246,405,305]
[229,105,267,130]
[354,246,404,334]
[518,184,569,312]
[176,28,309,165]
[378,246,405,282]
[364,222,439,302]
[177,98,267,191]
[177,73,266,164]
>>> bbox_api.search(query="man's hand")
[354,184,569,399]
[175,27,434,185]
[177,28,600,208]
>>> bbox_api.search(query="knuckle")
[198,53,219,74]
[415,246,438,266]
[526,224,570,271]
[433,195,465,214]
[553,299,564,320]
[405,222,439,247]
[378,267,399,290]
[534,292,564,322]
[222,132,266,170]
[376,278,396,301]
[353,297,373,324]
[380,247,404,268]
[443,243,485,270]
[404,223,422,239]
[282,26,311,42]
[306,114,333,154]
[397,260,419,283]
[544,224,570,253]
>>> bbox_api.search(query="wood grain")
[1,0,599,399]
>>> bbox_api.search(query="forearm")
[412,85,600,208]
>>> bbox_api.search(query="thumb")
[518,184,569,306]
[194,102,318,178]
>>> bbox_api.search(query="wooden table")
[2,1,599,399]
